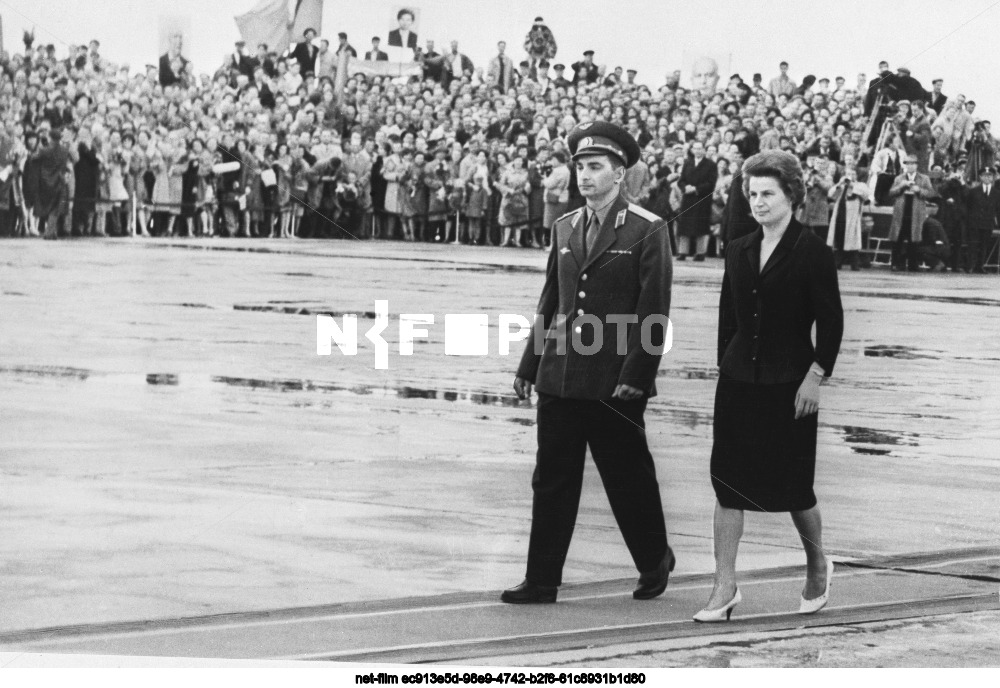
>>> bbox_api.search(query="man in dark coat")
[965,166,1000,273]
[570,50,599,85]
[365,37,388,61]
[504,121,674,605]
[676,140,718,260]
[35,128,72,239]
[73,128,101,236]
[927,78,947,115]
[289,28,319,76]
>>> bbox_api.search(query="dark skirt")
[710,373,818,512]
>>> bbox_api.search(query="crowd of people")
[0,22,997,273]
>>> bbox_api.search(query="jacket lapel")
[582,195,628,269]
[567,208,586,266]
[743,227,762,276]
[760,220,803,279]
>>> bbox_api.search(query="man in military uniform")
[502,122,675,604]
[571,50,600,85]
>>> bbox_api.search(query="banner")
[348,59,423,79]
[290,0,324,40]
[235,0,292,56]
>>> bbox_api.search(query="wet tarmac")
[1,237,999,663]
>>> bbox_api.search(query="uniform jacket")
[888,172,935,242]
[718,219,843,384]
[516,194,672,400]
[388,29,418,49]
[965,183,1000,231]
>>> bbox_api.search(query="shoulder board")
[556,207,584,226]
[627,203,661,223]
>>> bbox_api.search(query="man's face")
[690,57,719,94]
[967,102,976,114]
[497,42,506,55]
[691,141,705,158]
[398,13,413,30]
[575,154,621,198]
[780,63,788,74]
[451,41,459,53]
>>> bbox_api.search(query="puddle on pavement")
[3,291,27,296]
[176,303,215,309]
[0,365,90,380]
[863,345,941,360]
[436,264,543,275]
[146,373,179,386]
[233,304,379,318]
[841,425,920,456]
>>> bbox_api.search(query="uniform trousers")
[525,392,668,586]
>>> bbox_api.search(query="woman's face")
[747,175,793,227]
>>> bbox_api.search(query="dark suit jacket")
[718,219,843,384]
[928,92,947,115]
[289,42,319,75]
[159,53,187,87]
[388,29,417,48]
[365,50,389,61]
[516,194,672,400]
[966,184,1000,231]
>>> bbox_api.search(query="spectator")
[388,8,418,49]
[827,168,870,270]
[769,61,797,97]
[524,17,557,68]
[676,140,718,260]
[965,166,1000,273]
[571,50,599,85]
[290,28,319,76]
[888,153,935,271]
[487,41,515,94]
[365,37,388,62]
[497,154,530,246]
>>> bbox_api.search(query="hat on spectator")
[752,73,762,81]
[235,40,245,47]
[932,78,943,85]
[567,120,640,168]
[818,77,829,83]
[980,165,996,175]
[553,64,565,71]
[897,67,911,75]
[627,69,637,75]
[583,50,594,56]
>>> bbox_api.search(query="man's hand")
[513,376,533,400]
[684,184,697,194]
[612,384,644,401]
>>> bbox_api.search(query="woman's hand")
[794,375,821,419]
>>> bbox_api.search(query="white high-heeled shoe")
[799,556,834,614]
[693,588,742,622]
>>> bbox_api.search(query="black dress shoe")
[501,580,558,604]
[633,547,676,600]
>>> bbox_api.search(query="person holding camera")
[827,168,871,270]
[888,153,935,271]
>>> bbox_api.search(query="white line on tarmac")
[16,566,888,646]
[279,593,998,661]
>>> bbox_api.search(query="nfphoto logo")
[317,301,673,369]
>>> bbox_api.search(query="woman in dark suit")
[694,150,844,622]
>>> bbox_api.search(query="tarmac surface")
[1,237,999,666]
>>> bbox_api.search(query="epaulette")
[627,203,661,223]
[556,207,584,227]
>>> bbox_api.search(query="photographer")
[800,155,834,241]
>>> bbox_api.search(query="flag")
[235,0,292,56]
[290,0,323,40]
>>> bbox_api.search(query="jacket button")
[577,309,584,316]
[578,291,586,298]
[752,289,757,295]
[581,274,588,281]
[752,356,757,361]
[753,313,758,318]
[753,335,758,340]
[574,326,582,334]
